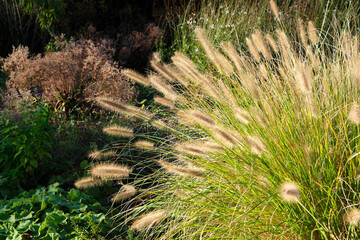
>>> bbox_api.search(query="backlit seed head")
[90,163,132,180]
[75,177,103,189]
[130,210,167,231]
[269,0,280,21]
[280,182,300,203]
[122,69,150,86]
[134,140,155,150]
[348,103,360,124]
[308,21,318,45]
[345,208,360,226]
[158,160,205,178]
[111,185,136,203]
[103,125,134,138]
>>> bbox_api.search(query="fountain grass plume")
[103,125,134,137]
[130,210,167,231]
[157,160,205,178]
[90,163,132,180]
[88,149,117,160]
[75,177,103,189]
[134,140,155,150]
[111,185,137,203]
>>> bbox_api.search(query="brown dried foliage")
[1,38,135,107]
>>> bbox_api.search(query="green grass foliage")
[91,2,360,239]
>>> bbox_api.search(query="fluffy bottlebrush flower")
[74,177,103,189]
[297,18,308,47]
[134,140,155,150]
[280,182,301,203]
[148,74,180,102]
[308,21,318,45]
[111,185,137,203]
[213,127,239,148]
[90,163,132,180]
[348,103,360,124]
[195,27,233,76]
[157,160,205,178]
[154,96,175,108]
[88,150,117,160]
[130,210,167,231]
[345,208,360,226]
[150,53,176,83]
[251,30,271,59]
[174,142,209,157]
[122,69,150,86]
[103,125,134,138]
[265,33,278,53]
[269,0,280,21]
[354,56,360,87]
[245,136,268,155]
[234,108,251,125]
[96,97,152,120]
[246,38,261,62]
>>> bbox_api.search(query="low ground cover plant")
[0,183,124,239]
[78,1,360,239]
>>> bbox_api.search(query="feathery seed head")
[103,125,134,138]
[187,109,216,127]
[88,150,117,160]
[134,140,155,150]
[88,150,102,160]
[90,163,132,180]
[269,0,280,21]
[122,69,150,86]
[195,27,233,75]
[234,108,251,125]
[174,142,209,157]
[213,127,239,148]
[111,185,136,203]
[280,182,300,203]
[258,176,270,188]
[246,37,261,62]
[150,53,176,83]
[353,56,360,88]
[157,160,205,178]
[252,30,271,59]
[75,177,103,189]
[154,96,175,108]
[295,61,312,94]
[345,208,360,226]
[130,210,167,231]
[245,136,268,155]
[349,103,360,124]
[308,21,318,45]
[149,74,179,101]
[265,33,278,53]
[297,18,307,47]
[96,97,152,119]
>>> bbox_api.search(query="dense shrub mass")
[0,37,135,110]
[0,183,122,239]
[84,3,360,239]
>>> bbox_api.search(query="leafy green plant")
[0,183,123,239]
[19,0,65,34]
[0,102,55,197]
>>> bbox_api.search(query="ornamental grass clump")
[78,3,360,239]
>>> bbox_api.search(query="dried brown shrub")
[117,23,162,68]
[1,37,135,108]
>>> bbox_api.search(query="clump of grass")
[79,2,360,239]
